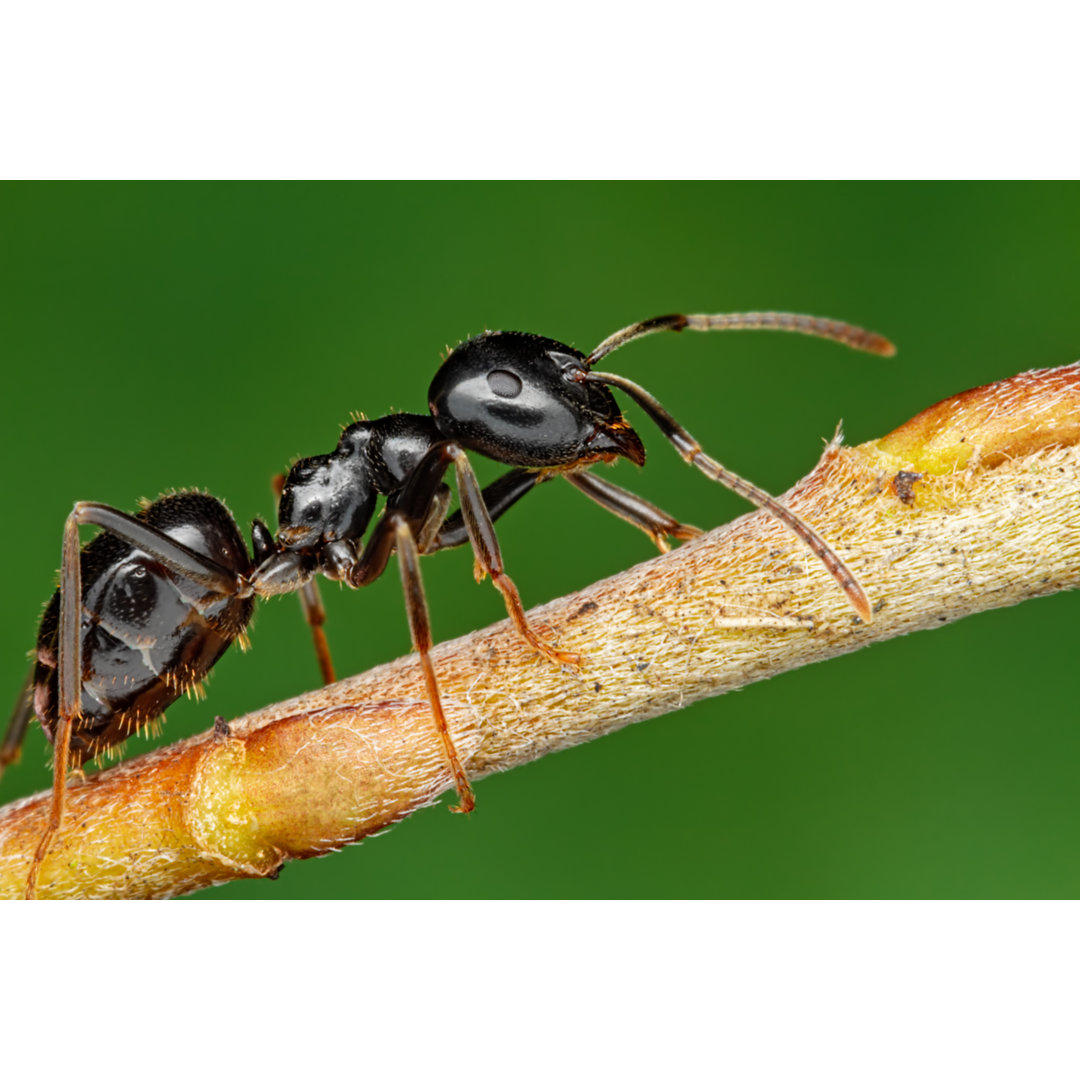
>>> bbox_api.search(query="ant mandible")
[2,310,894,898]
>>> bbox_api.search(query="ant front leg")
[25,512,82,899]
[564,470,703,554]
[584,370,873,623]
[449,447,580,666]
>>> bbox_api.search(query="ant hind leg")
[25,511,83,899]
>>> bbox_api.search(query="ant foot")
[448,785,476,814]
[533,638,582,668]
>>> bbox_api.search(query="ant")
[2,309,895,898]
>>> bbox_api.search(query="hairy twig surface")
[1,362,1077,898]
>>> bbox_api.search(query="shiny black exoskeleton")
[238,331,655,819]
[30,493,256,766]
[255,332,646,596]
[5,309,896,896]
[430,332,645,466]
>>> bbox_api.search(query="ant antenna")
[587,312,897,366]
[579,308,896,623]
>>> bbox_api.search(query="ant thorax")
[277,413,445,550]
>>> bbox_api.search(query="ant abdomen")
[32,492,254,765]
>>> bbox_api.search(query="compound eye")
[487,369,523,399]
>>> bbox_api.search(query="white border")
[2,2,1076,178]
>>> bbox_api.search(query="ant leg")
[449,447,581,666]
[73,503,244,594]
[434,465,697,556]
[564,470,703,554]
[0,667,35,784]
[272,474,336,685]
[26,512,82,899]
[415,484,453,554]
[585,370,872,623]
[24,498,254,896]
[350,444,458,588]
[342,448,474,811]
[393,515,475,814]
[298,580,336,685]
[427,468,548,553]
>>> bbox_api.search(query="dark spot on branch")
[892,470,923,505]
[571,600,599,621]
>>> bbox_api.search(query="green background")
[1,183,1077,898]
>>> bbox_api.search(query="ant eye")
[487,369,523,399]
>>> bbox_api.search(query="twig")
[1,362,1077,898]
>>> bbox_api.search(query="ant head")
[428,332,645,468]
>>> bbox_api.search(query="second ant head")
[428,331,646,469]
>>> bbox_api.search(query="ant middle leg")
[346,460,476,812]
[425,469,547,554]
[297,580,335,685]
[415,484,453,554]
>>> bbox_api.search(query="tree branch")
[1,362,1077,899]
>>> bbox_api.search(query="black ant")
[2,310,895,898]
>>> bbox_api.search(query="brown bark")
[1,362,1077,899]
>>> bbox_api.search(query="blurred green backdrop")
[1,183,1077,898]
